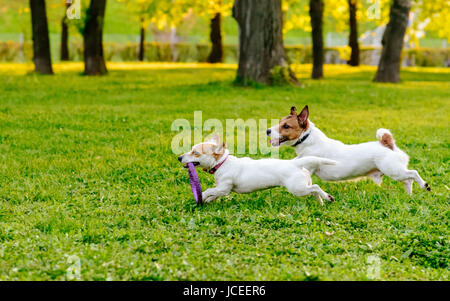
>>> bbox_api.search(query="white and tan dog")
[178,134,337,205]
[267,105,430,194]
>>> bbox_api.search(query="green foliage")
[0,0,447,48]
[0,41,33,61]
[0,63,448,280]
[413,0,450,42]
[269,66,294,86]
[1,41,448,67]
[283,0,450,46]
[404,48,450,67]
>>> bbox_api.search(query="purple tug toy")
[187,162,203,205]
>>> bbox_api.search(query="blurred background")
[0,0,448,67]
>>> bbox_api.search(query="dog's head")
[178,134,226,168]
[267,105,309,146]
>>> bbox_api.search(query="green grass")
[0,63,448,280]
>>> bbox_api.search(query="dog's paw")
[202,193,216,203]
[327,194,335,202]
[202,195,212,203]
[424,183,431,191]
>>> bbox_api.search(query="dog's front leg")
[202,182,232,203]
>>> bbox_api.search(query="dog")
[267,105,430,194]
[178,134,337,205]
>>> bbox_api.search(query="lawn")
[0,63,448,280]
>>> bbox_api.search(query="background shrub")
[0,41,448,67]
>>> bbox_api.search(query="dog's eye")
[192,151,200,156]
[283,124,290,129]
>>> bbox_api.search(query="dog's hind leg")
[312,192,324,206]
[402,179,413,195]
[287,183,334,206]
[376,152,430,194]
[309,185,335,205]
[378,164,429,194]
[367,170,383,186]
[403,169,429,191]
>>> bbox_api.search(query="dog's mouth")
[269,136,288,146]
[183,162,200,168]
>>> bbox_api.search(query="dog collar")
[207,153,229,174]
[292,132,310,147]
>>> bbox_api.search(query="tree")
[232,0,297,85]
[207,12,222,63]
[60,1,70,61]
[374,0,411,83]
[309,0,324,79]
[138,16,146,61]
[193,0,233,63]
[29,0,53,74]
[84,0,107,75]
[323,0,379,66]
[347,0,359,66]
[119,0,159,62]
[146,0,193,61]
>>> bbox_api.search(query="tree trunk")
[347,0,359,66]
[60,2,70,61]
[83,0,107,75]
[374,0,411,83]
[309,0,324,79]
[207,13,223,63]
[232,0,297,85]
[29,0,53,74]
[138,18,145,61]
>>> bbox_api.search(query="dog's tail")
[293,156,337,173]
[376,128,396,150]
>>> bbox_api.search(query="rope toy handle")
[187,162,203,205]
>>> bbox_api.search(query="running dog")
[267,105,430,194]
[178,134,337,205]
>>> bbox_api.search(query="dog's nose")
[178,155,183,162]
[266,129,271,136]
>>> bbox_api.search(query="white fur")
[268,121,429,194]
[179,144,337,205]
[376,128,393,141]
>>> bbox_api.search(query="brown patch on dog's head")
[189,134,226,160]
[191,142,225,159]
[212,142,226,160]
[206,141,225,160]
[380,133,394,150]
[191,143,211,156]
[180,134,226,168]
[277,105,310,142]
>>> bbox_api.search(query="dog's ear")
[208,133,220,145]
[212,142,226,155]
[290,106,297,116]
[298,105,309,124]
